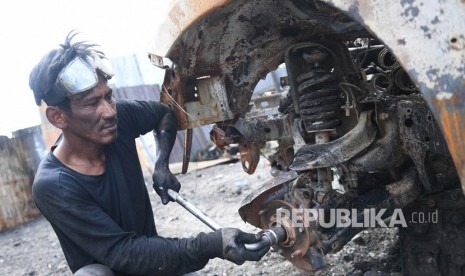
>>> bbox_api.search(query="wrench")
[167,189,286,251]
[167,189,221,231]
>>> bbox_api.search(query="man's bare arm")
[152,110,181,204]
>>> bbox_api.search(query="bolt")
[427,199,436,208]
[345,109,351,117]
[298,227,304,233]
[290,249,302,258]
[379,113,389,120]
[270,167,280,177]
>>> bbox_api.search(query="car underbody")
[149,0,465,274]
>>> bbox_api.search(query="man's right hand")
[220,228,269,265]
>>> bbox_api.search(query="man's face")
[64,77,118,145]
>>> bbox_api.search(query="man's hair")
[29,31,105,111]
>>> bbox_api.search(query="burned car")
[149,0,465,274]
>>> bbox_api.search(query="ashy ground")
[0,157,402,275]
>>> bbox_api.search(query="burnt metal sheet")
[233,114,292,142]
[320,0,465,191]
[184,76,234,128]
[151,0,465,192]
[150,0,233,61]
[159,71,234,130]
[151,0,366,119]
[239,170,298,226]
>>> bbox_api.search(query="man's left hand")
[220,228,270,265]
[152,169,181,205]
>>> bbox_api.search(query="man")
[29,32,269,276]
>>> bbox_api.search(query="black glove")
[152,169,181,205]
[220,228,270,265]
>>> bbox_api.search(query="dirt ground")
[0,157,403,276]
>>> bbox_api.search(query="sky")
[0,0,172,136]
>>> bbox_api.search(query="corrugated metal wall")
[0,126,44,231]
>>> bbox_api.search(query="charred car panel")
[150,0,465,274]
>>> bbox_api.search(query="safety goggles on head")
[45,55,114,105]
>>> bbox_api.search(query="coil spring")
[377,48,400,70]
[297,63,341,132]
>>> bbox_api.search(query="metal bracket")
[291,111,377,171]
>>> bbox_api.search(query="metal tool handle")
[167,189,222,231]
[167,189,285,251]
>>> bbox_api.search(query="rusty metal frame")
[151,0,465,192]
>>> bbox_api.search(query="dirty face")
[65,77,117,145]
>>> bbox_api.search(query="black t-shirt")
[32,99,221,275]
